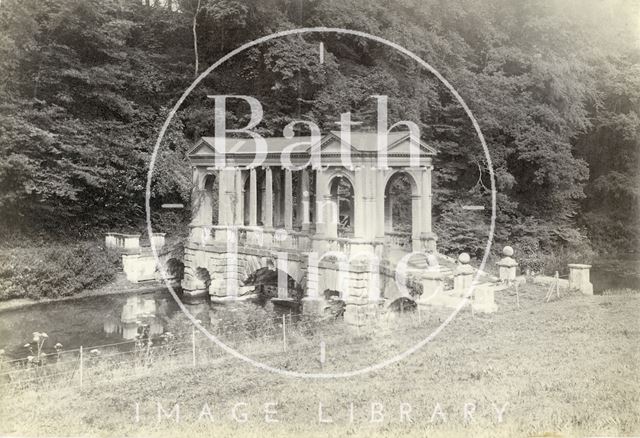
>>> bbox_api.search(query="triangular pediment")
[387,134,437,155]
[308,132,362,155]
[187,138,220,157]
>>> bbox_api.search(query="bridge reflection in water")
[103,296,170,340]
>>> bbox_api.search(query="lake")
[1,257,637,360]
[0,289,302,360]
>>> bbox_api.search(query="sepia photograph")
[0,0,638,437]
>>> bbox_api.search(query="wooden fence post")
[191,327,196,367]
[79,346,83,388]
[282,314,287,352]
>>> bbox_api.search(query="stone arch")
[238,253,305,285]
[327,173,355,237]
[240,254,306,301]
[193,173,217,225]
[325,168,355,193]
[384,170,419,250]
[386,296,417,313]
[163,257,184,282]
[384,169,419,196]
[192,266,211,292]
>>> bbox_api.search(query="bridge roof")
[188,131,436,167]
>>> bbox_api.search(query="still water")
[590,257,640,292]
[0,257,637,360]
[0,289,182,359]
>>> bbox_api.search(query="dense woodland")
[0,0,638,263]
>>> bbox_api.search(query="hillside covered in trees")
[0,0,638,261]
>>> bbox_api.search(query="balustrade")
[384,231,412,251]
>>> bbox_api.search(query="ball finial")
[458,252,470,264]
[503,246,514,257]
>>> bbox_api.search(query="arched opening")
[329,175,354,238]
[384,172,417,251]
[243,267,303,306]
[194,267,211,291]
[387,297,417,314]
[164,258,184,282]
[194,174,217,225]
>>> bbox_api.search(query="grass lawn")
[1,283,638,438]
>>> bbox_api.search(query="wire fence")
[0,278,572,391]
[0,306,454,391]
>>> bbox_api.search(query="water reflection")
[103,296,170,340]
[0,286,305,359]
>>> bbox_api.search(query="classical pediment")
[187,138,220,156]
[386,134,437,156]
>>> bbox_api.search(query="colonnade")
[191,164,435,252]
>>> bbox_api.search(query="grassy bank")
[0,284,638,437]
[0,241,120,301]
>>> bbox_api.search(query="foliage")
[0,242,120,300]
[0,0,637,256]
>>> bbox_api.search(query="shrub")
[516,239,595,276]
[0,242,120,300]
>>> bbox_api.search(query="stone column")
[422,165,433,235]
[420,165,437,252]
[272,169,282,227]
[301,169,311,232]
[353,167,365,238]
[314,169,328,237]
[497,246,518,283]
[384,195,393,232]
[284,168,293,230]
[260,179,266,225]
[376,169,386,239]
[249,168,257,226]
[325,195,338,239]
[361,167,378,241]
[264,167,273,228]
[217,168,236,226]
[568,264,594,295]
[411,194,421,251]
[234,168,243,225]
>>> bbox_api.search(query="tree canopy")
[0,0,638,258]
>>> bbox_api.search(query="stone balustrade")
[416,252,499,313]
[105,233,141,250]
[385,231,412,251]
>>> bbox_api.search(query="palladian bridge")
[181,131,495,322]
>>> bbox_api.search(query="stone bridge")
[180,131,497,323]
